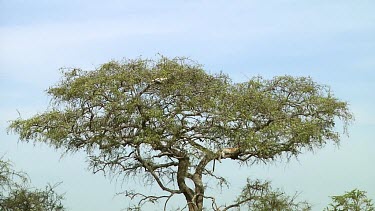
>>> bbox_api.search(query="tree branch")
[134,147,181,194]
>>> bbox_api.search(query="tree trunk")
[177,154,212,211]
[191,155,212,211]
[177,157,201,211]
[193,174,204,211]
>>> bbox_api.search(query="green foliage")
[8,56,353,210]
[1,158,28,191]
[232,179,311,211]
[8,56,352,161]
[0,158,65,211]
[1,185,65,211]
[325,189,375,211]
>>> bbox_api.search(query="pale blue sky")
[1,1,374,210]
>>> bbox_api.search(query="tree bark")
[192,173,204,211]
[177,157,199,211]
[191,155,212,211]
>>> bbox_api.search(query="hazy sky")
[1,1,374,210]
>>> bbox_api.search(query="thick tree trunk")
[193,174,204,211]
[187,203,198,211]
[177,155,212,211]
[177,157,200,211]
[191,155,212,211]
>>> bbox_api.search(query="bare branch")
[135,147,182,194]
[119,190,175,209]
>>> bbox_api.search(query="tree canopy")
[231,179,311,211]
[325,189,375,211]
[0,158,65,211]
[9,56,353,210]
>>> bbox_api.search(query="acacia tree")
[325,189,375,211]
[9,56,352,210]
[229,179,311,211]
[0,158,65,210]
[0,158,28,192]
